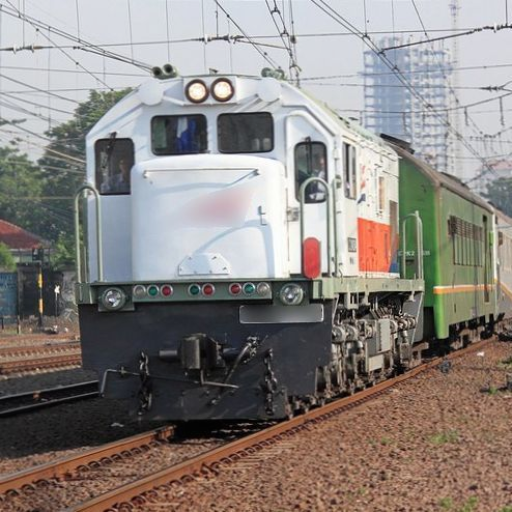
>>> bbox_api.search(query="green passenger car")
[394,144,495,340]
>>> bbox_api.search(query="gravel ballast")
[1,339,512,511]
[133,340,512,512]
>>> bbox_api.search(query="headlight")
[279,284,304,306]
[257,282,271,296]
[133,285,146,299]
[211,78,234,102]
[101,288,126,311]
[185,79,209,103]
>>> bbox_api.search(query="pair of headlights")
[186,78,234,104]
[100,283,305,310]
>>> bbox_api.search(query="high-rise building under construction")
[363,38,455,174]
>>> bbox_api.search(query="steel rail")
[0,342,81,356]
[0,353,82,374]
[0,427,174,498]
[0,334,78,344]
[67,339,491,512]
[0,380,99,417]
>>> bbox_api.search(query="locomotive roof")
[390,143,493,212]
[299,89,392,148]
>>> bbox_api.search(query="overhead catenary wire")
[407,0,487,168]
[0,2,153,72]
[4,0,115,92]
[380,23,512,52]
[213,0,281,69]
[306,0,500,183]
[263,0,300,84]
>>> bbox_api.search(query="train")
[75,70,512,421]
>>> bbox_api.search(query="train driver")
[101,159,131,194]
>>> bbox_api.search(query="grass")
[487,385,500,395]
[429,429,459,445]
[438,497,478,512]
[460,496,478,512]
[439,497,454,510]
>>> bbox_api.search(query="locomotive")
[75,70,512,421]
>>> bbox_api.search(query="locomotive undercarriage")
[78,284,425,421]
[290,291,425,414]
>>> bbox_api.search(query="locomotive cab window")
[151,115,207,155]
[295,141,327,204]
[95,138,134,195]
[218,112,273,153]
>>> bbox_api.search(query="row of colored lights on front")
[132,282,271,299]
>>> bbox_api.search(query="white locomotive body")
[77,74,424,420]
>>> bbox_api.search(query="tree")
[38,88,132,242]
[0,144,47,235]
[483,178,512,218]
[50,231,76,270]
[0,242,15,272]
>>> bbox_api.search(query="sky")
[0,0,511,180]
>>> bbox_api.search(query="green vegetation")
[0,88,131,267]
[487,385,499,395]
[428,429,459,445]
[0,242,15,271]
[438,496,478,512]
[459,496,478,512]
[439,497,454,510]
[484,177,512,218]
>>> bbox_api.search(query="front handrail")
[401,210,424,280]
[299,177,333,276]
[74,185,103,283]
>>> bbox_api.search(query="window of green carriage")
[95,138,135,195]
[151,114,208,155]
[294,140,327,204]
[218,112,274,153]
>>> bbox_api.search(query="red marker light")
[229,283,242,295]
[202,284,215,296]
[303,237,321,279]
[161,285,173,297]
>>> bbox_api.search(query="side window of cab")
[295,141,327,203]
[95,138,135,195]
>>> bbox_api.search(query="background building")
[363,37,456,175]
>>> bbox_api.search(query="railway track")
[0,380,99,417]
[0,353,82,374]
[0,341,81,357]
[0,334,78,345]
[72,340,492,512]
[0,427,175,502]
[0,343,82,375]
[0,339,489,512]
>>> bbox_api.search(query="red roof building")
[0,219,44,249]
[0,219,49,263]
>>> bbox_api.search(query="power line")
[0,2,153,72]
[307,0,499,183]
[5,0,114,92]
[381,23,512,52]
[213,0,281,69]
